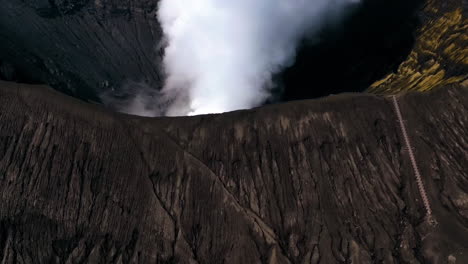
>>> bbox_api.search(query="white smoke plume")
[157,0,359,116]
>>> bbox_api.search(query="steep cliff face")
[0,80,467,263]
[0,0,164,101]
[368,0,467,93]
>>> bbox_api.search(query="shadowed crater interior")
[0,0,425,110]
[275,0,424,102]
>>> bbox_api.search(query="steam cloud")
[154,0,359,116]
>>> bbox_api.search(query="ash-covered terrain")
[0,0,467,263]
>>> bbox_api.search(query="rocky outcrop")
[368,0,467,93]
[0,80,467,263]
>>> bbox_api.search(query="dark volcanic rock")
[0,0,164,101]
[0,80,467,263]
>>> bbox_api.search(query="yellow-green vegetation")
[367,1,467,94]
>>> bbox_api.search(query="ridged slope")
[0,81,467,263]
[368,0,467,94]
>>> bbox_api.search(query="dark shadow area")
[276,0,424,101]
[0,60,42,84]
